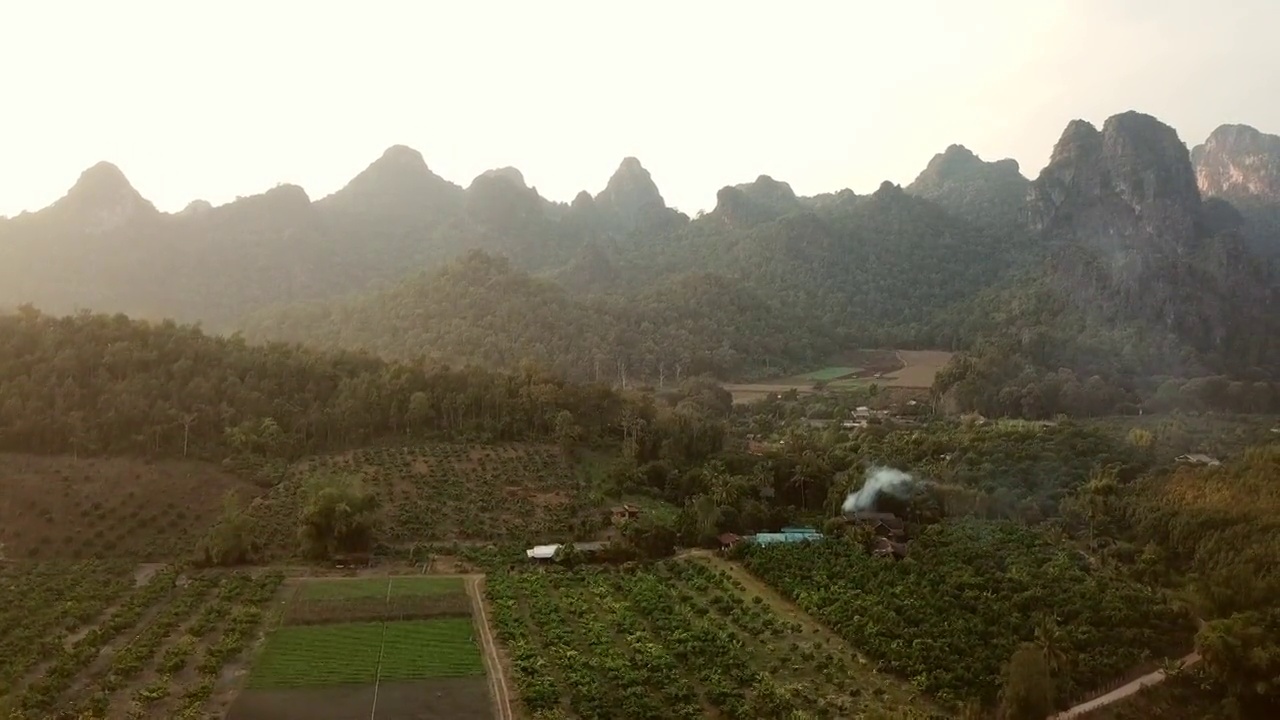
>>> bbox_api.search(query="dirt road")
[467,576,514,720]
[1051,653,1201,719]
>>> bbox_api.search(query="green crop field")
[247,619,484,689]
[794,366,861,382]
[297,576,466,600]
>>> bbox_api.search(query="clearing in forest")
[247,443,602,558]
[228,575,496,720]
[0,453,262,561]
[0,562,283,720]
[484,560,939,719]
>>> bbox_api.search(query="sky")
[2,0,1277,217]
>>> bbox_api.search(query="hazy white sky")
[2,0,1276,217]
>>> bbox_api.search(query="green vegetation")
[487,560,941,719]
[796,366,860,381]
[0,566,282,719]
[0,308,643,461]
[247,619,483,688]
[739,522,1193,708]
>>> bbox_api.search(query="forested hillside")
[0,307,637,459]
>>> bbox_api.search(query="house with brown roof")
[610,504,643,525]
[718,532,744,550]
[849,511,906,540]
[872,536,909,560]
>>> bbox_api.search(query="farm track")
[467,575,513,720]
[1053,653,1201,719]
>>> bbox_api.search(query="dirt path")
[467,576,513,720]
[1052,653,1201,719]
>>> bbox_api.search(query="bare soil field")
[0,453,262,561]
[882,350,954,388]
[724,349,953,403]
[227,679,492,720]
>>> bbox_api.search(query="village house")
[717,532,743,551]
[848,511,906,540]
[872,536,909,560]
[609,504,643,525]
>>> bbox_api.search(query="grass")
[297,576,466,600]
[247,619,484,689]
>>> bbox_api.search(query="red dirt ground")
[0,453,262,561]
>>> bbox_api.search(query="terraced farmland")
[486,559,940,720]
[0,562,283,719]
[229,575,495,720]
[246,443,601,557]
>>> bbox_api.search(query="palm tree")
[1034,614,1069,677]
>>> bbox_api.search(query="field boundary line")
[469,575,513,720]
[368,576,393,720]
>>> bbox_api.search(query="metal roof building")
[751,530,824,545]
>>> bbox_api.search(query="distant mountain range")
[2,114,1278,402]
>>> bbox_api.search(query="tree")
[197,491,259,566]
[998,643,1054,720]
[1195,609,1280,712]
[297,473,380,560]
[622,514,678,559]
[1033,614,1069,677]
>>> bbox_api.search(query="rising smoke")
[841,466,915,514]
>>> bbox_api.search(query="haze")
[2,0,1276,217]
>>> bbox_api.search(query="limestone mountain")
[906,144,1029,229]
[710,175,803,227]
[590,156,687,232]
[933,111,1280,417]
[1192,124,1280,200]
[1191,124,1280,256]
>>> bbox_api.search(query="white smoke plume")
[841,466,915,514]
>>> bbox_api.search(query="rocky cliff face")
[1191,124,1280,257]
[1028,111,1276,369]
[1191,124,1280,200]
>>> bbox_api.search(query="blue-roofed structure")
[750,529,824,545]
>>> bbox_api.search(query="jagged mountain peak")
[912,144,1023,185]
[595,156,667,221]
[709,175,801,226]
[1030,111,1201,240]
[48,161,157,230]
[1191,123,1280,201]
[320,145,462,214]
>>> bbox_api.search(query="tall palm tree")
[1034,614,1069,677]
